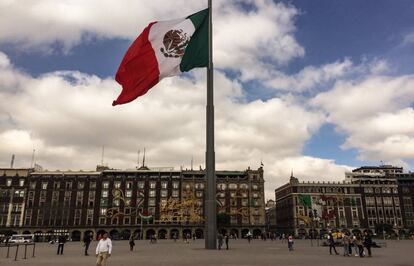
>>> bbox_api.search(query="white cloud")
[312,74,414,162]
[0,51,352,199]
[0,0,304,80]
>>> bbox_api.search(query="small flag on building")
[113,9,208,106]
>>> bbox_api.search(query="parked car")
[8,234,34,243]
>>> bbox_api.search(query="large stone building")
[275,174,364,237]
[275,165,413,237]
[0,166,266,241]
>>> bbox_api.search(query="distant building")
[0,166,266,241]
[275,165,412,237]
[275,173,363,237]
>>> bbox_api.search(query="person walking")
[129,234,135,251]
[57,234,66,255]
[217,233,224,250]
[288,235,294,251]
[247,231,252,243]
[96,232,112,266]
[342,233,350,256]
[83,232,92,256]
[281,233,286,244]
[225,234,229,250]
[363,232,372,257]
[355,234,364,257]
[328,232,339,255]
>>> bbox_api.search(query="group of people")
[328,231,373,257]
[217,233,230,250]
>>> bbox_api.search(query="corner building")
[1,166,266,241]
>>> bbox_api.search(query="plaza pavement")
[1,239,413,266]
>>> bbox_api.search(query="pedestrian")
[193,234,196,241]
[57,234,66,255]
[247,231,252,243]
[217,233,223,250]
[328,232,338,255]
[363,232,372,257]
[225,234,229,250]
[342,233,350,256]
[129,234,135,251]
[96,232,112,266]
[352,235,359,256]
[282,233,286,243]
[83,232,92,256]
[355,234,364,257]
[288,234,294,251]
[173,233,177,242]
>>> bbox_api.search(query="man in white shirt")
[96,233,112,266]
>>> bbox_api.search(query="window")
[252,184,259,190]
[138,182,145,189]
[78,182,84,189]
[19,179,25,187]
[195,183,204,189]
[240,183,248,190]
[114,199,120,206]
[124,217,130,225]
[42,182,48,189]
[229,183,237,190]
[217,183,226,190]
[6,179,12,187]
[150,182,156,189]
[161,181,168,189]
[126,190,132,198]
[90,182,96,189]
[100,208,107,215]
[148,198,156,206]
[102,191,108,198]
[66,182,72,189]
[114,181,121,189]
[30,182,36,189]
[149,190,156,197]
[126,181,133,189]
[103,182,109,189]
[196,191,203,198]
[172,190,179,198]
[172,182,179,189]
[99,217,106,225]
[161,190,168,198]
[54,181,60,189]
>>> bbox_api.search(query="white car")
[8,234,34,244]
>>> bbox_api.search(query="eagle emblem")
[160,29,190,58]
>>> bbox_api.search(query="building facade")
[275,174,364,237]
[275,165,413,237]
[0,166,266,241]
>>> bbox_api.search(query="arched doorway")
[253,229,262,238]
[120,229,131,240]
[230,229,239,239]
[183,228,192,239]
[298,228,307,239]
[170,229,179,239]
[309,229,318,238]
[146,229,155,240]
[109,229,119,240]
[195,228,204,239]
[96,230,107,240]
[158,229,167,239]
[241,229,250,238]
[71,230,81,241]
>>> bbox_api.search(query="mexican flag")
[113,9,208,106]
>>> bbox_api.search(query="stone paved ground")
[1,239,413,266]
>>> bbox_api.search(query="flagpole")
[205,0,217,250]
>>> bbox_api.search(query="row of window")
[363,187,398,194]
